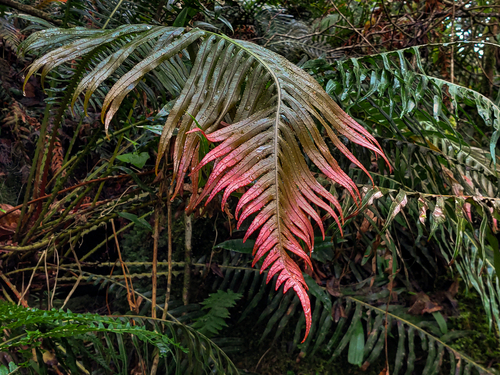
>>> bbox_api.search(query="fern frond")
[342,296,496,375]
[21,25,389,341]
[0,301,238,374]
[192,290,243,336]
[332,45,500,164]
[0,17,22,51]
[253,6,344,62]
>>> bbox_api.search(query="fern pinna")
[21,25,389,340]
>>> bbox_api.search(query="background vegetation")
[0,0,500,374]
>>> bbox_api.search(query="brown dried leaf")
[448,279,459,297]
[326,277,342,297]
[357,210,377,240]
[210,263,224,278]
[408,292,442,315]
[50,136,64,175]
[24,82,36,98]
[332,302,346,323]
[0,204,20,238]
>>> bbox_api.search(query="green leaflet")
[118,212,152,231]
[0,362,18,375]
[432,312,448,335]
[347,320,365,366]
[303,273,332,311]
[381,189,407,232]
[214,239,256,254]
[116,152,150,169]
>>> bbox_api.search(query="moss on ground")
[448,289,500,371]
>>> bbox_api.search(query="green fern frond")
[340,296,496,375]
[192,290,243,336]
[333,45,500,164]
[0,301,238,374]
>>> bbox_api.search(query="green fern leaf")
[192,290,242,337]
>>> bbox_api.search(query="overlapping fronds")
[0,301,238,374]
[66,0,159,28]
[223,2,344,62]
[331,297,496,375]
[253,6,341,62]
[20,25,389,340]
[323,44,500,336]
[328,45,500,162]
[0,17,22,51]
[199,249,497,375]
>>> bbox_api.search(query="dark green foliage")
[192,290,243,336]
[206,249,499,374]
[0,301,182,353]
[0,301,238,374]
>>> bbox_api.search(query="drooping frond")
[21,25,389,340]
[327,45,500,164]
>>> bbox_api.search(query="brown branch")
[0,170,155,220]
[329,1,375,50]
[151,204,160,319]
[380,0,414,39]
[0,0,62,25]
[0,272,29,307]
[182,212,192,306]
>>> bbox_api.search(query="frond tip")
[21,26,390,341]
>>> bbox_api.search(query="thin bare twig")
[61,239,84,309]
[329,1,375,49]
[162,186,173,320]
[0,273,28,307]
[182,212,192,306]
[18,245,48,305]
[44,248,52,309]
[255,346,273,372]
[380,0,413,39]
[111,218,137,312]
[49,244,60,309]
[151,185,172,375]
[151,204,160,319]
